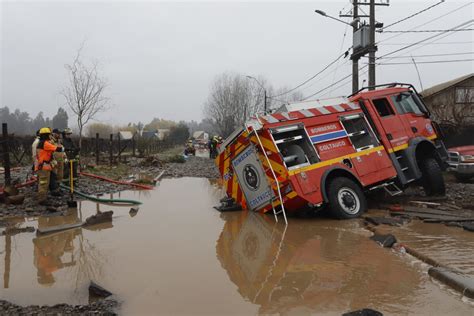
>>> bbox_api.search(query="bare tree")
[62,47,109,148]
[203,72,268,138]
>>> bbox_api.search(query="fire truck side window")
[271,125,319,170]
[373,98,395,117]
[341,116,378,152]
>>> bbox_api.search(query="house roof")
[193,131,206,139]
[420,73,474,98]
[118,131,133,140]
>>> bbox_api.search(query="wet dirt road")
[1,177,473,315]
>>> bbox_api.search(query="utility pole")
[369,0,376,89]
[354,0,389,90]
[352,2,359,93]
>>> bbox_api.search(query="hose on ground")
[79,172,154,190]
[59,184,142,205]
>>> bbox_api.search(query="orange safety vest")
[36,140,58,171]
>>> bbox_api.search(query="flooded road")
[1,178,473,315]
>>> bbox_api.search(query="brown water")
[1,178,473,315]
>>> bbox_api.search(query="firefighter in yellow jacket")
[35,128,64,205]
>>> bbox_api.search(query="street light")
[315,9,359,27]
[246,75,267,114]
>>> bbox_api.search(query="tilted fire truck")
[215,83,448,222]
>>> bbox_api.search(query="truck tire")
[327,177,367,219]
[419,157,446,196]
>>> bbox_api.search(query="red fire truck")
[215,83,448,222]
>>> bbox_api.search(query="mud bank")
[0,299,118,315]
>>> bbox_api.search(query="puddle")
[1,178,473,315]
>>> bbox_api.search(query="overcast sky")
[1,0,473,127]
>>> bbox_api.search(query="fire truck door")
[368,98,410,150]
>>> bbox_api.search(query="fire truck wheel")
[419,157,446,196]
[327,177,367,219]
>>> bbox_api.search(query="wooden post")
[2,123,11,186]
[109,134,113,165]
[132,133,136,157]
[117,132,121,163]
[95,133,100,166]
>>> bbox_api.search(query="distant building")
[420,73,474,127]
[118,131,134,140]
[193,130,209,141]
[157,129,170,140]
[141,130,159,140]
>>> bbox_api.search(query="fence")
[0,123,174,185]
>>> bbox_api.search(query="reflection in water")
[216,212,422,314]
[32,207,112,290]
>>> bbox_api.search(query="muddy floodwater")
[1,178,474,315]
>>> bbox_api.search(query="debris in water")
[89,281,113,299]
[85,211,113,226]
[428,267,474,299]
[370,233,397,248]
[1,226,35,236]
[343,308,383,316]
[364,216,407,227]
[129,207,139,217]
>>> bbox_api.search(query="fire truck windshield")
[391,92,428,115]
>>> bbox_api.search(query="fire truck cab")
[215,83,448,220]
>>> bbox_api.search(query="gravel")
[0,299,118,316]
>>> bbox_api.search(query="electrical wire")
[368,51,474,59]
[380,0,446,30]
[379,28,474,33]
[382,41,474,45]
[378,20,474,59]
[377,2,473,45]
[270,50,349,98]
[375,58,474,65]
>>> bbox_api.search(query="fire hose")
[79,172,154,190]
[58,184,142,206]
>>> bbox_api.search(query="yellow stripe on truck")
[387,135,438,153]
[288,145,385,176]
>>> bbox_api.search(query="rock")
[343,309,384,316]
[370,233,397,248]
[85,211,113,226]
[462,223,474,232]
[129,207,139,217]
[89,281,113,299]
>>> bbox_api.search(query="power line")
[376,58,474,65]
[382,41,474,45]
[381,0,445,30]
[270,50,349,98]
[377,2,473,45]
[379,28,474,33]
[368,51,474,59]
[378,20,474,59]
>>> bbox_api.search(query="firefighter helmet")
[39,127,51,134]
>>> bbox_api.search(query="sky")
[1,0,473,127]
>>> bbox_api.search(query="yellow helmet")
[39,127,51,134]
